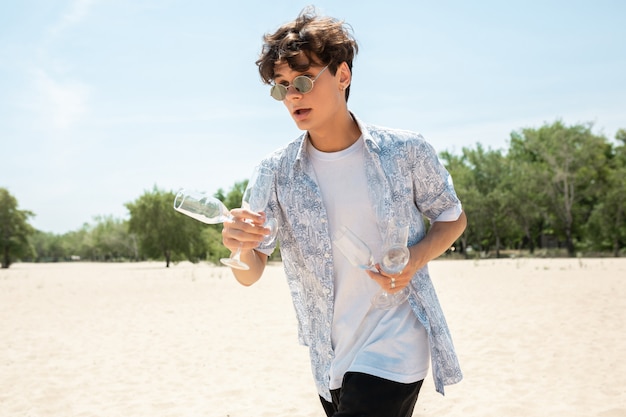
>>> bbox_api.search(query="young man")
[221,8,466,417]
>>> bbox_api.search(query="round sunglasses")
[270,65,329,101]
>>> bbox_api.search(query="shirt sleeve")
[410,138,462,222]
[433,203,463,222]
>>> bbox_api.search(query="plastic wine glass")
[372,219,411,309]
[333,225,405,310]
[220,165,277,270]
[251,167,278,246]
[174,190,251,268]
[333,226,377,271]
[173,190,233,224]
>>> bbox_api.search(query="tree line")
[1,120,625,268]
[0,183,247,269]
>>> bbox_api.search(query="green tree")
[90,215,137,261]
[585,129,626,256]
[454,145,513,257]
[501,154,544,253]
[0,188,36,268]
[203,226,231,264]
[215,180,247,210]
[440,150,474,256]
[63,223,95,260]
[29,230,68,262]
[509,121,609,256]
[126,186,208,267]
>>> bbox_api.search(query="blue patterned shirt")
[258,115,463,401]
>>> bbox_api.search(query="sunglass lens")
[270,85,287,100]
[292,76,313,94]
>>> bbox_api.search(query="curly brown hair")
[256,7,359,101]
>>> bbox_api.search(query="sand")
[1,258,625,417]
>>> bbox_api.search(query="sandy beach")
[1,258,625,417]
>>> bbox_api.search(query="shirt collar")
[293,112,381,170]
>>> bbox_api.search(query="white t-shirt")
[308,137,430,390]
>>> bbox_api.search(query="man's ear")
[338,61,351,89]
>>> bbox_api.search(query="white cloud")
[47,0,97,37]
[29,69,90,130]
[21,0,96,130]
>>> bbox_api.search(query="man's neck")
[308,112,361,153]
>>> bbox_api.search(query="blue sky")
[1,0,625,234]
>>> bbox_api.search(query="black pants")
[319,372,424,417]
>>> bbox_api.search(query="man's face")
[272,60,345,132]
